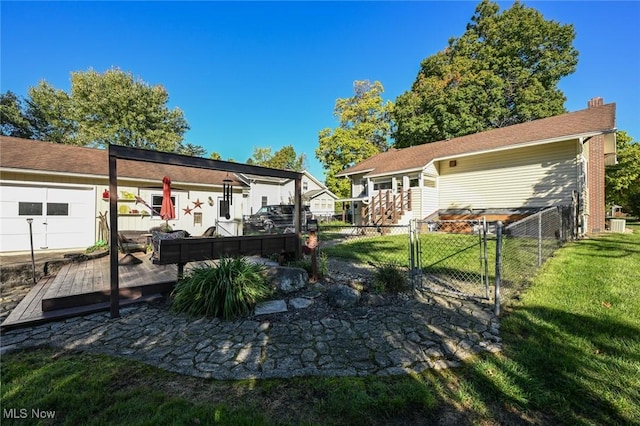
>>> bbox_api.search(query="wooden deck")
[1,253,178,330]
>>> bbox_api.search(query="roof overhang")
[0,166,249,189]
[336,197,369,203]
[335,167,375,178]
[361,166,429,180]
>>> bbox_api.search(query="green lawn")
[2,223,639,425]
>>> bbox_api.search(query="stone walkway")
[0,291,501,380]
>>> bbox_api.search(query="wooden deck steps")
[2,254,178,331]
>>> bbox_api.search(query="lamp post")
[26,218,37,285]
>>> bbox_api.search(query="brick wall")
[587,97,606,233]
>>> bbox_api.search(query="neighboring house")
[336,98,616,235]
[0,136,247,252]
[238,170,337,220]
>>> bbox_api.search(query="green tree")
[209,152,222,160]
[606,131,640,216]
[247,145,306,171]
[393,0,578,147]
[0,91,33,138]
[70,68,189,150]
[316,80,394,197]
[25,81,77,144]
[5,68,189,152]
[176,143,207,157]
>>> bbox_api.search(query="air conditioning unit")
[610,219,626,233]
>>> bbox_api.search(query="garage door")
[0,186,95,252]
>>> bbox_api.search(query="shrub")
[171,257,273,320]
[86,240,108,253]
[371,262,409,294]
[287,251,328,278]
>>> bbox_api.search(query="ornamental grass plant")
[170,257,272,320]
[370,262,409,293]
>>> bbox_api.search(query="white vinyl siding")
[438,140,578,210]
[411,186,439,219]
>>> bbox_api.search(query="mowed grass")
[2,223,639,424]
[494,221,640,424]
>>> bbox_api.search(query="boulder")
[263,266,308,294]
[327,284,360,308]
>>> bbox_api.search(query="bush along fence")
[318,205,575,315]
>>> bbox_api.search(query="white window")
[151,195,177,218]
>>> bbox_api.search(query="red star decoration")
[192,198,203,209]
[183,206,193,215]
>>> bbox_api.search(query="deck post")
[108,148,120,318]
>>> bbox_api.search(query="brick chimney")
[586,97,606,233]
[588,97,604,108]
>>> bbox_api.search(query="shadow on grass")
[425,305,640,425]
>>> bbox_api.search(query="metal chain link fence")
[316,224,412,292]
[317,224,411,268]
[414,219,490,300]
[315,206,575,315]
[497,206,572,303]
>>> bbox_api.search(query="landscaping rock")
[327,284,360,308]
[255,300,288,315]
[289,297,313,309]
[264,266,308,294]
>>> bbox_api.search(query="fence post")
[538,213,543,267]
[483,217,489,299]
[409,220,415,290]
[494,221,503,316]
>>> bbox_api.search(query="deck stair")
[361,189,412,226]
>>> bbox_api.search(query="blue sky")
[2,1,639,180]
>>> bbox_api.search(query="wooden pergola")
[108,145,303,318]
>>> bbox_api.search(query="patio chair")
[117,232,147,254]
[201,226,216,237]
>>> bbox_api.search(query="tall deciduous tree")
[70,68,189,150]
[26,81,77,144]
[2,68,193,153]
[247,145,306,171]
[176,143,208,157]
[393,0,578,147]
[0,91,32,138]
[316,80,394,197]
[606,131,640,216]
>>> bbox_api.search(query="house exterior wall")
[310,193,336,220]
[244,172,331,217]
[245,181,288,216]
[437,139,579,210]
[349,173,368,198]
[0,171,242,251]
[411,186,439,219]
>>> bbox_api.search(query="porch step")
[41,281,175,312]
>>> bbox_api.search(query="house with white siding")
[238,170,337,220]
[0,137,333,252]
[336,98,616,235]
[0,137,249,252]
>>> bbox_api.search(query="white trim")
[0,179,94,191]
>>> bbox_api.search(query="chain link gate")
[410,218,490,299]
